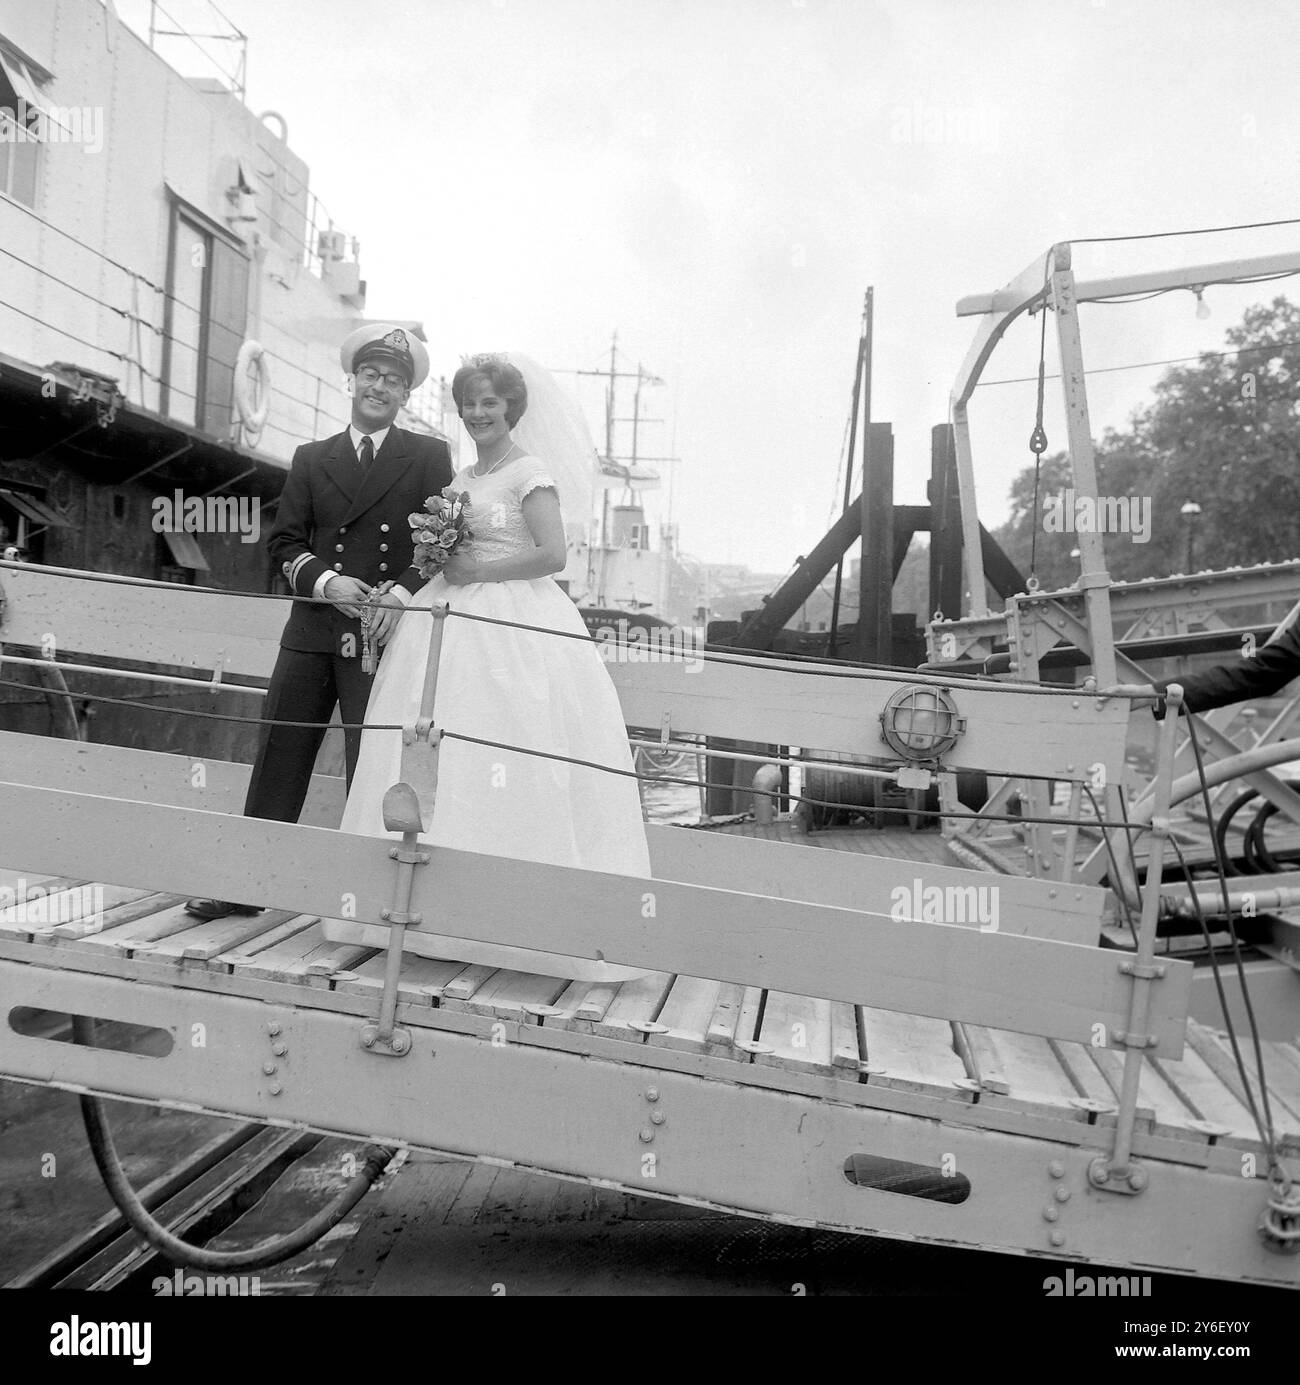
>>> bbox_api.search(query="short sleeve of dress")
[514,456,559,503]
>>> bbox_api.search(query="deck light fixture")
[879,684,966,762]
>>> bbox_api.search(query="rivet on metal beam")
[638,1128,654,1143]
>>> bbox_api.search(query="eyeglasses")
[355,365,409,392]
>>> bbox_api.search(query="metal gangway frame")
[938,243,1300,880]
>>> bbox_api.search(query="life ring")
[234,339,270,438]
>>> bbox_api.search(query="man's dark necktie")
[357,435,374,473]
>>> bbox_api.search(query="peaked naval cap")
[340,323,430,389]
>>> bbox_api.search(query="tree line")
[993,296,1300,591]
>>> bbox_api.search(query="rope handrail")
[0,649,1096,791]
[0,673,1141,834]
[0,562,1150,700]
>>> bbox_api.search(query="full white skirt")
[321,573,651,981]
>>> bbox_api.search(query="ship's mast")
[571,332,673,544]
[827,287,873,658]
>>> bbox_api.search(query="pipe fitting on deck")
[752,764,782,825]
[1088,1156,1148,1195]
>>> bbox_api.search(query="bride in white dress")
[320,355,651,980]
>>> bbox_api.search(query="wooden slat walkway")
[4,829,1298,1162]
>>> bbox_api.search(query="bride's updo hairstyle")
[452,354,528,427]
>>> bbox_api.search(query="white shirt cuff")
[312,571,334,599]
[386,584,412,607]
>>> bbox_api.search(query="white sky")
[121,0,1300,572]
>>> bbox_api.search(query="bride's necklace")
[472,440,518,478]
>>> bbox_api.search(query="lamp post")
[1180,500,1202,572]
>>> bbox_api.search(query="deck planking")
[705,819,959,867]
[333,953,469,1007]
[647,975,729,1055]
[755,991,840,1077]
[859,1006,972,1099]
[167,910,305,966]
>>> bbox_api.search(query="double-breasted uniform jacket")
[269,426,455,653]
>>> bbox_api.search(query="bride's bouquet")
[409,486,473,580]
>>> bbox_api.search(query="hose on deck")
[73,1014,397,1271]
[1213,783,1300,877]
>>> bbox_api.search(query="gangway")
[0,559,1297,1285]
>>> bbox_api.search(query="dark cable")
[1166,836,1284,1179]
[0,672,1144,832]
[1083,781,1141,947]
[74,1014,396,1270]
[1183,712,1282,1166]
[1070,217,1300,244]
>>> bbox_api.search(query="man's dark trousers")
[243,646,375,822]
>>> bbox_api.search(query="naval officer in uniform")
[187,324,454,920]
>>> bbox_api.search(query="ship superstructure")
[0,0,437,761]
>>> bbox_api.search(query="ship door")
[162,198,249,437]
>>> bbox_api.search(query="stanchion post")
[1090,683,1182,1191]
[361,603,448,1058]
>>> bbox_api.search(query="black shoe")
[184,898,263,921]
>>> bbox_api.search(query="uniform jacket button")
[379,563,388,572]
[340,526,348,534]
[380,523,389,533]
[379,543,388,552]
[333,562,343,571]
[335,543,345,552]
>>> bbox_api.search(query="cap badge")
[382,328,410,352]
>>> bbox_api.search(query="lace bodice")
[449,454,559,564]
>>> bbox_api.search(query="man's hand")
[323,574,372,620]
[367,582,408,645]
[1101,682,1160,710]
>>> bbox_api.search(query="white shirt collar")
[349,423,392,456]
